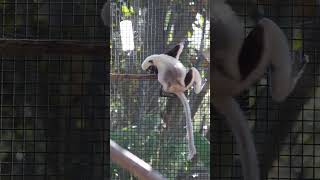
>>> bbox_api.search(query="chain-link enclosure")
[212,0,320,179]
[0,1,108,179]
[110,0,210,179]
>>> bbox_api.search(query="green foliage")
[111,125,159,178]
[199,15,205,28]
[293,29,302,51]
[111,127,140,149]
[164,10,172,31]
[194,132,210,168]
[141,113,161,130]
[111,122,208,179]
[167,26,174,44]
[121,5,135,17]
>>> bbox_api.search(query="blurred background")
[212,0,320,179]
[0,0,108,179]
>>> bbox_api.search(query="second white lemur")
[141,42,202,160]
[212,0,308,179]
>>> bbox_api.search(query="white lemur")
[141,42,203,160]
[212,0,308,180]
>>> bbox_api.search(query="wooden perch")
[111,73,157,80]
[0,39,108,56]
[110,140,166,180]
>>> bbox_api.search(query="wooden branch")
[111,73,157,80]
[0,39,108,56]
[110,140,166,180]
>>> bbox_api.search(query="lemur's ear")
[165,42,184,59]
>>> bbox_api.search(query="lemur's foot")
[187,148,197,161]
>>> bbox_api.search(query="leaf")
[130,6,135,14]
[187,31,192,38]
[293,30,302,51]
[200,15,205,27]
[121,5,132,17]
[164,10,172,31]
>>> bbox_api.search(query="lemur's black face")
[146,60,158,74]
[147,65,158,74]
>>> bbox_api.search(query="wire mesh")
[0,1,107,179]
[110,0,210,179]
[212,0,320,179]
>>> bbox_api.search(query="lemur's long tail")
[214,96,260,180]
[177,92,196,160]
